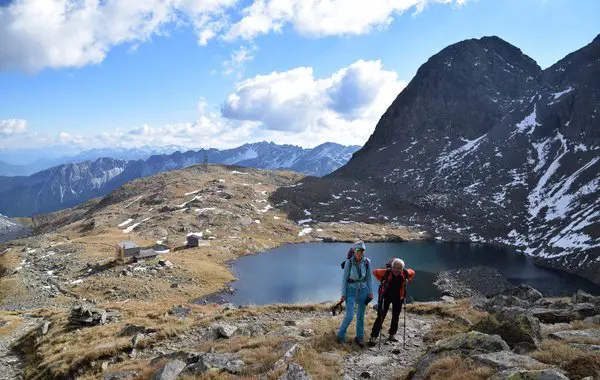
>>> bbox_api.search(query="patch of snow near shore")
[298,227,313,236]
[118,219,133,228]
[123,217,151,233]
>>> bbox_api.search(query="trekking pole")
[377,296,383,350]
[403,282,408,350]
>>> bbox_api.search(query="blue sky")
[0,0,599,156]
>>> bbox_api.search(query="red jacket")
[373,268,415,300]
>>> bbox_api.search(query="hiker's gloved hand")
[369,293,374,299]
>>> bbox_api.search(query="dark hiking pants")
[370,296,402,338]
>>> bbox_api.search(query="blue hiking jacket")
[341,256,373,296]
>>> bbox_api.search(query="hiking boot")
[335,336,346,344]
[387,335,398,342]
[354,337,365,348]
[368,336,378,347]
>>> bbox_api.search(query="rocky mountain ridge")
[0,141,359,218]
[271,35,600,285]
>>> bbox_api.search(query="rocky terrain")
[0,163,599,379]
[2,281,599,379]
[0,141,359,217]
[0,214,29,244]
[0,164,419,310]
[271,35,600,286]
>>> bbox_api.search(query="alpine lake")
[200,242,600,305]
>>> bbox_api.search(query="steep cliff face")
[272,35,600,284]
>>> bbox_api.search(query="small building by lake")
[186,232,203,248]
[115,241,141,264]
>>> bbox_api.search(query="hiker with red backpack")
[368,258,415,346]
[336,241,374,347]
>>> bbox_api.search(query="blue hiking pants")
[337,286,369,340]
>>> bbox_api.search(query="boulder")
[131,333,145,348]
[571,303,600,319]
[149,351,201,366]
[533,298,554,308]
[530,308,577,323]
[485,295,530,312]
[469,294,488,311]
[583,315,600,324]
[503,285,543,303]
[278,362,312,380]
[568,343,600,351]
[573,290,597,304]
[69,305,108,327]
[150,360,186,380]
[432,331,510,354]
[274,343,302,369]
[471,351,546,371]
[40,320,51,335]
[118,324,156,337]
[237,324,266,337]
[489,369,569,380]
[453,316,472,327]
[549,329,600,342]
[104,371,137,380]
[216,324,238,339]
[168,305,191,318]
[180,352,245,375]
[472,313,541,350]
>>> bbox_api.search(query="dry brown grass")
[532,340,600,379]
[562,353,600,380]
[406,299,486,322]
[531,340,587,366]
[295,348,344,380]
[571,319,600,330]
[0,314,22,336]
[408,299,485,344]
[20,301,208,379]
[426,355,495,380]
[424,320,471,343]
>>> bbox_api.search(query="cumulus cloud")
[0,0,236,72]
[0,119,27,137]
[0,0,468,72]
[224,0,469,41]
[221,59,406,144]
[0,59,405,149]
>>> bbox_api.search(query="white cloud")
[0,0,236,72]
[0,119,27,137]
[222,44,257,77]
[0,59,405,149]
[0,0,468,72]
[221,59,406,145]
[224,0,469,41]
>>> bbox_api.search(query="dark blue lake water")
[207,242,600,305]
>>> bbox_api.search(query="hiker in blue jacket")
[336,241,374,347]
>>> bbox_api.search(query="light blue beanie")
[354,241,366,251]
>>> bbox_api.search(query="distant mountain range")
[273,35,600,285]
[0,141,359,217]
[0,145,188,176]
